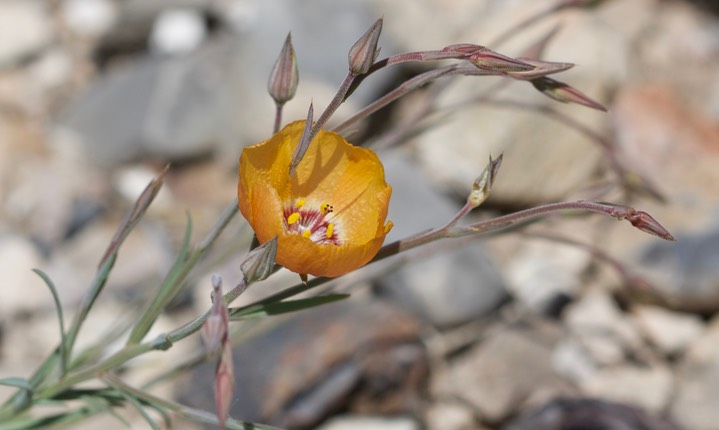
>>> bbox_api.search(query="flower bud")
[201,274,229,355]
[241,237,278,284]
[268,33,299,105]
[469,49,535,73]
[348,18,383,75]
[531,77,607,111]
[468,154,503,208]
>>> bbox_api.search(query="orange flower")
[238,121,393,277]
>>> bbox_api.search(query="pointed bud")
[506,58,574,80]
[241,237,278,284]
[201,274,229,355]
[268,33,299,105]
[214,341,235,430]
[469,48,536,73]
[348,18,383,75]
[468,154,503,208]
[531,77,607,111]
[626,210,676,241]
[441,43,486,55]
[289,103,314,176]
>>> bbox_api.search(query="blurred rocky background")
[1,0,719,429]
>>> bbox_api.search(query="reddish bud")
[506,58,574,80]
[268,33,299,105]
[627,210,676,242]
[441,43,486,55]
[348,18,383,74]
[468,49,536,73]
[214,340,235,430]
[201,275,229,355]
[531,77,607,112]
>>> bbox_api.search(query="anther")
[287,212,300,225]
[302,229,311,239]
[296,198,305,208]
[326,223,334,239]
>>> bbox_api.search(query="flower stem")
[273,103,284,134]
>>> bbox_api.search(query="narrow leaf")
[289,103,314,176]
[31,269,67,375]
[0,378,33,390]
[229,294,350,320]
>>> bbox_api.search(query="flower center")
[284,198,341,245]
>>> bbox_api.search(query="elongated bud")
[626,210,676,241]
[469,48,536,73]
[531,77,607,112]
[506,58,574,80]
[468,154,503,208]
[289,104,314,176]
[241,237,278,284]
[348,18,383,75]
[201,274,229,355]
[214,341,235,430]
[268,33,299,105]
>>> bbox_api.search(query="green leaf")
[31,269,67,375]
[0,378,32,390]
[229,294,349,320]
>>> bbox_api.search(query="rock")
[376,152,507,329]
[149,8,207,55]
[609,83,719,312]
[61,0,119,38]
[180,298,427,430]
[632,305,704,357]
[58,42,237,165]
[505,397,683,430]
[564,289,644,366]
[0,234,47,316]
[0,1,52,68]
[505,232,592,315]
[670,315,719,430]
[317,415,419,430]
[437,322,572,423]
[582,364,673,413]
[425,402,482,430]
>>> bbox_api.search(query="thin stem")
[35,340,162,401]
[311,71,356,135]
[332,65,458,135]
[166,277,249,344]
[127,200,239,345]
[273,103,284,134]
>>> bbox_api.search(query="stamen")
[287,212,300,225]
[302,229,311,239]
[326,223,334,238]
[296,198,305,208]
[320,202,334,215]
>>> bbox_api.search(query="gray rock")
[632,305,704,357]
[506,397,683,430]
[437,323,572,423]
[564,289,643,366]
[180,298,426,429]
[58,42,236,165]
[506,236,592,314]
[671,316,719,430]
[377,152,507,329]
